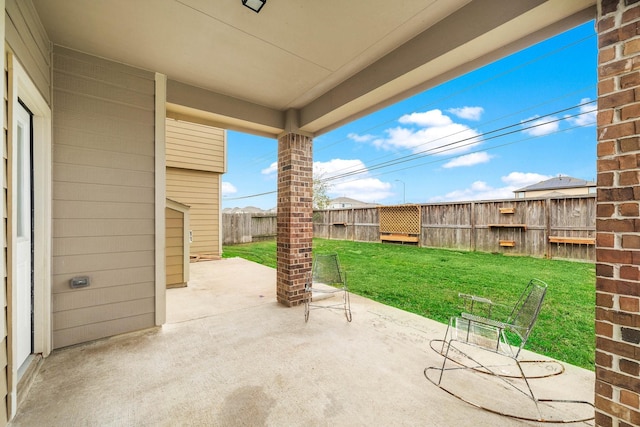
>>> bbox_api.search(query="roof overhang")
[32,0,596,138]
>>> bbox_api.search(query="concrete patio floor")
[10,258,595,426]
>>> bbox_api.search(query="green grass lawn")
[223,238,596,370]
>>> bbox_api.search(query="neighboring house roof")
[328,197,379,208]
[514,176,596,193]
[330,197,362,204]
[223,206,266,213]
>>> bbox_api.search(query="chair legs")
[304,286,352,323]
[424,339,594,423]
[305,253,352,322]
[304,293,310,322]
[343,289,352,322]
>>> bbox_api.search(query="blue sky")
[223,21,597,210]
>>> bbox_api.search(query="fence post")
[223,196,594,261]
[545,198,551,259]
[470,201,476,252]
[350,208,354,241]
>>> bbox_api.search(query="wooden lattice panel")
[379,205,421,234]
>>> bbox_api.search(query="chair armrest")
[458,293,492,305]
[458,293,494,317]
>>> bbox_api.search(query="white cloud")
[430,180,513,202]
[221,181,237,195]
[521,98,595,138]
[429,172,552,202]
[521,115,560,137]
[399,109,453,127]
[261,161,278,175]
[259,158,393,203]
[314,158,393,203]
[443,152,493,168]
[347,133,375,143]
[567,98,597,127]
[369,109,482,156]
[447,106,484,121]
[331,178,393,203]
[314,158,365,178]
[501,172,551,188]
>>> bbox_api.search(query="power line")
[339,120,596,184]
[224,101,595,201]
[313,32,596,154]
[224,189,277,201]
[317,84,595,175]
[235,31,596,169]
[320,101,595,182]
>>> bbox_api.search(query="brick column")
[596,1,640,426]
[276,132,313,306]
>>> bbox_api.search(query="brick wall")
[596,1,640,425]
[276,133,313,306]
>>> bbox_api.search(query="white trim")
[218,177,223,256]
[220,130,227,256]
[222,129,228,173]
[8,52,52,417]
[155,73,167,325]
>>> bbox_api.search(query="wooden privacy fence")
[313,195,596,262]
[223,195,595,262]
[222,213,277,245]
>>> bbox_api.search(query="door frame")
[14,99,33,372]
[7,52,52,416]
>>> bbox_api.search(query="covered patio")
[0,0,634,424]
[10,258,594,426]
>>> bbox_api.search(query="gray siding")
[52,46,156,349]
[5,0,50,105]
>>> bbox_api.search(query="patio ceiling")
[32,0,595,137]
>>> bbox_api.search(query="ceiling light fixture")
[242,0,266,13]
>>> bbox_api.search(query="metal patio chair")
[424,279,594,423]
[304,253,352,322]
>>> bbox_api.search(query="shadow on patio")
[11,258,594,426]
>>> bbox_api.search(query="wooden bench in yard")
[380,233,419,243]
[548,236,595,245]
